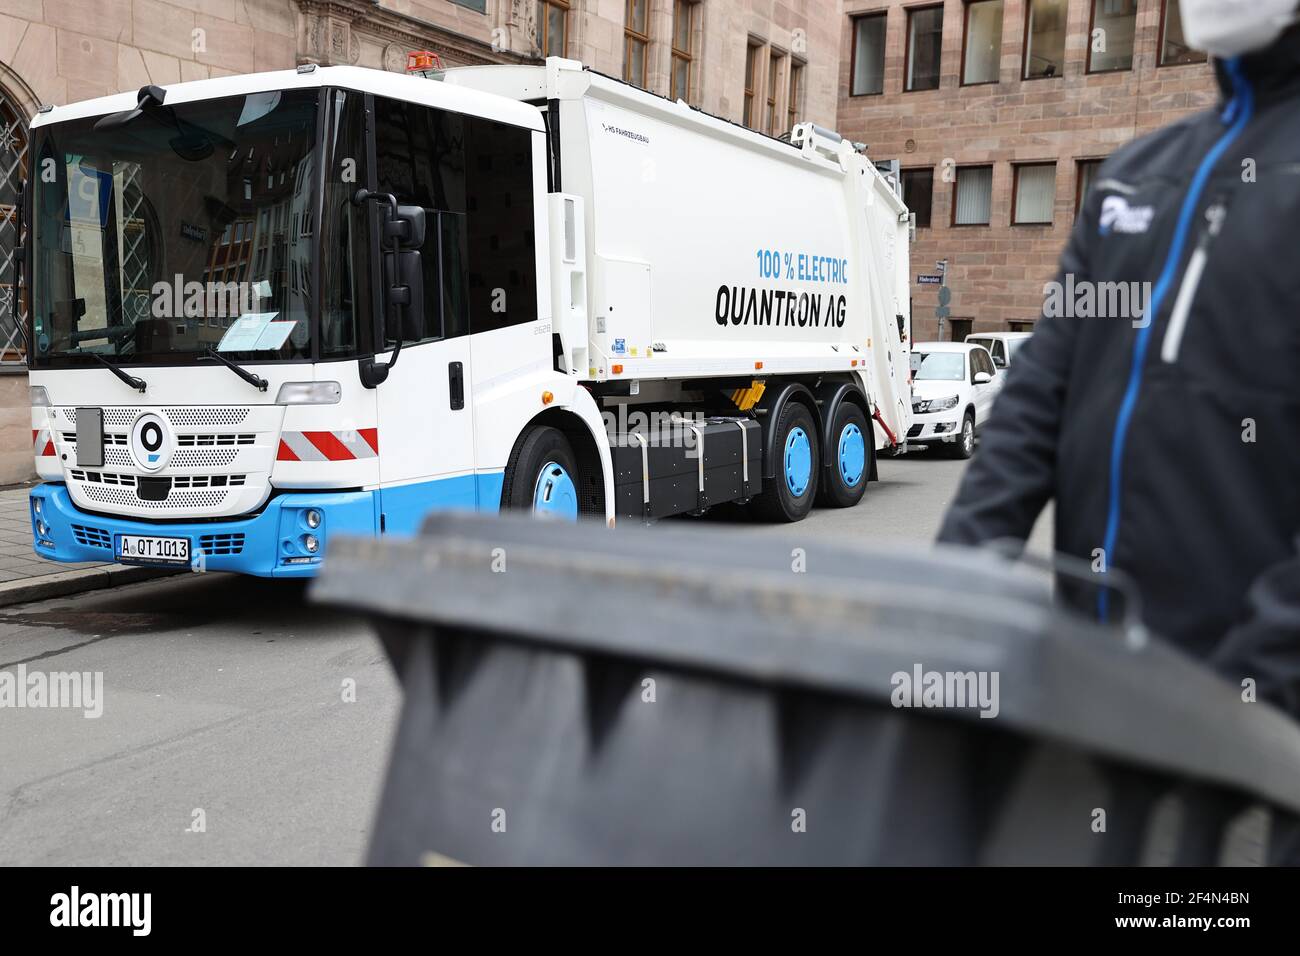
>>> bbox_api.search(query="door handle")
[449,361,464,410]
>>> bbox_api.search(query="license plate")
[115,534,190,566]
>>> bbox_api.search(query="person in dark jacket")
[936,2,1300,715]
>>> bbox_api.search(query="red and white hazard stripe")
[32,429,55,458]
[277,428,379,462]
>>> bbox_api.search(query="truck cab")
[25,65,590,575]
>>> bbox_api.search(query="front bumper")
[906,412,962,444]
[29,483,378,578]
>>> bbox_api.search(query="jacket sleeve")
[934,215,1088,548]
[1210,546,1300,715]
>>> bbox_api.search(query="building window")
[787,60,804,129]
[671,0,696,102]
[537,0,569,58]
[1023,0,1067,79]
[766,51,784,134]
[953,165,993,226]
[744,41,762,128]
[1008,320,1034,332]
[963,0,1004,86]
[1013,163,1056,225]
[1160,0,1208,66]
[851,13,888,96]
[624,0,650,88]
[902,168,934,229]
[1075,158,1104,215]
[906,6,944,92]
[451,0,487,11]
[1087,0,1137,74]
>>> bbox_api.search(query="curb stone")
[0,565,181,608]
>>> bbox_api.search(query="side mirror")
[353,190,426,387]
[973,371,992,385]
[383,248,424,343]
[381,203,425,344]
[385,203,426,250]
[993,356,1007,368]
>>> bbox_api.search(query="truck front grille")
[72,524,113,550]
[199,533,245,555]
[78,483,230,510]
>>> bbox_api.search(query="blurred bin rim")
[312,513,1300,866]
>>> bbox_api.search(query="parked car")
[908,342,1002,459]
[964,331,1032,370]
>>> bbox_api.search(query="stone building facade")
[837,0,1218,341]
[0,0,843,483]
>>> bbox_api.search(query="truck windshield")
[29,89,321,365]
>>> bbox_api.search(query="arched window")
[0,88,29,364]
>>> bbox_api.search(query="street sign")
[936,260,947,274]
[935,306,951,319]
[917,275,943,285]
[938,286,952,306]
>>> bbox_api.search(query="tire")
[817,402,870,509]
[947,411,976,460]
[751,400,820,523]
[501,425,581,519]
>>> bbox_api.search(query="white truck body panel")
[445,60,913,445]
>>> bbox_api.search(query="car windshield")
[910,351,965,382]
[29,90,321,364]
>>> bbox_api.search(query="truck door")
[371,96,476,534]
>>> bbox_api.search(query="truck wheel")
[817,403,869,509]
[947,411,976,460]
[751,401,819,523]
[501,426,580,520]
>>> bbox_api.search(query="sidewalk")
[0,485,172,606]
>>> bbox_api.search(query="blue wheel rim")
[533,461,579,519]
[838,423,866,487]
[784,427,812,498]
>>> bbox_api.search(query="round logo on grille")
[130,413,172,472]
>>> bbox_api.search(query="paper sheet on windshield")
[217,312,294,352]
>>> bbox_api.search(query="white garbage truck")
[19,56,912,576]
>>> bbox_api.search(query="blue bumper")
[29,484,379,578]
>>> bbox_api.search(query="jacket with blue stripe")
[937,33,1300,714]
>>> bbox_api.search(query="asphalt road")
[0,447,1051,866]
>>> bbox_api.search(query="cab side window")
[464,117,537,333]
[373,97,468,345]
[371,100,536,344]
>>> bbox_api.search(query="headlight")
[33,498,42,515]
[276,381,342,405]
[36,519,48,537]
[302,534,319,554]
[30,385,51,407]
[912,395,959,414]
[304,509,322,529]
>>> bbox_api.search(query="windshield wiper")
[202,348,268,392]
[89,352,147,393]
